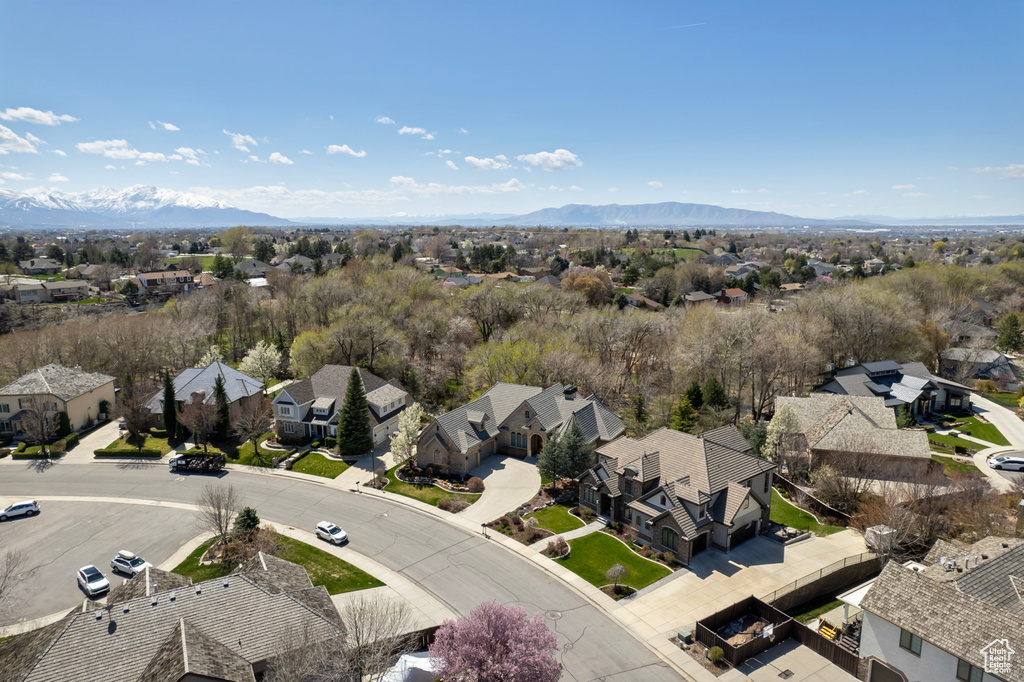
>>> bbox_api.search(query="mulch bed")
[679,640,731,677]
[599,584,636,600]
[484,516,553,546]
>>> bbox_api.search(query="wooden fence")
[760,552,879,606]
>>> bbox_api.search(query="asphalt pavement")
[0,462,682,682]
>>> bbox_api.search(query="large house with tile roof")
[147,361,264,425]
[815,360,972,416]
[0,553,344,682]
[417,383,624,476]
[577,425,775,565]
[272,365,408,445]
[860,537,1024,682]
[0,364,115,437]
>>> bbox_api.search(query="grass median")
[292,452,350,479]
[558,532,671,590]
[525,502,584,534]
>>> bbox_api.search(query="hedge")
[150,428,167,438]
[0,448,9,459]
[64,432,81,447]
[13,451,57,460]
[94,448,166,458]
[15,442,27,453]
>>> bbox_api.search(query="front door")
[530,434,543,455]
[691,532,709,556]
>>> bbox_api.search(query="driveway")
[722,638,858,682]
[457,455,541,524]
[62,420,124,463]
[970,396,1024,490]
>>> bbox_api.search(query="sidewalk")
[265,379,294,395]
[528,520,604,549]
[332,440,396,489]
[58,420,122,464]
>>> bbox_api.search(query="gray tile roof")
[107,567,194,605]
[148,361,263,413]
[0,364,114,402]
[276,365,406,427]
[0,556,343,682]
[954,544,1024,618]
[861,562,1024,682]
[138,619,256,682]
[434,383,544,453]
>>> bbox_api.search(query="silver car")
[315,521,348,544]
[0,500,39,521]
[988,455,1024,472]
[110,550,152,576]
[77,565,110,596]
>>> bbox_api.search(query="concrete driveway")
[0,498,202,629]
[457,455,540,525]
[722,638,858,681]
[61,420,124,463]
[970,396,1024,489]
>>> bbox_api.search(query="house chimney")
[564,385,578,400]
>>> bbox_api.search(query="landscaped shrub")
[708,646,724,664]
[466,476,485,493]
[954,444,967,455]
[64,432,80,447]
[99,400,110,416]
[546,536,569,558]
[311,441,321,449]
[0,448,10,458]
[94,448,165,457]
[55,411,71,437]
[48,440,66,455]
[661,551,675,564]
[150,428,167,438]
[16,442,27,453]
[438,496,470,513]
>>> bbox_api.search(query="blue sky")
[1,1,1021,220]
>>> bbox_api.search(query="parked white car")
[315,521,348,545]
[0,500,39,521]
[988,455,1024,472]
[77,565,110,596]
[110,550,152,576]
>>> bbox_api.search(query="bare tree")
[20,394,59,456]
[605,563,628,593]
[179,390,217,453]
[0,549,27,616]
[116,381,157,451]
[232,397,273,465]
[195,483,241,547]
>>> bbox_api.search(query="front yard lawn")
[770,490,845,536]
[292,452,350,479]
[190,433,276,467]
[525,503,584,534]
[932,455,983,477]
[927,432,977,452]
[172,536,384,594]
[955,415,1010,446]
[380,464,479,508]
[559,532,671,590]
[982,392,1021,411]
[103,435,173,454]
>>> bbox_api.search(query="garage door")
[691,532,709,555]
[730,521,757,548]
[869,660,905,682]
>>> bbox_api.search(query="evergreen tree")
[632,393,647,425]
[162,370,178,438]
[670,397,696,433]
[895,404,914,429]
[232,507,260,536]
[685,379,704,410]
[560,420,594,477]
[537,428,568,484]
[213,374,231,439]
[997,313,1024,353]
[703,376,729,410]
[337,368,373,456]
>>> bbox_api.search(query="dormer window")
[698,504,706,519]
[660,495,666,506]
[525,410,530,419]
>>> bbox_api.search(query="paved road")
[0,463,680,682]
[0,497,200,626]
[971,396,1024,488]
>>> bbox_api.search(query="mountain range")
[1,187,1022,230]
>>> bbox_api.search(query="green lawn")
[172,536,384,594]
[103,435,173,453]
[952,415,1010,446]
[932,455,983,477]
[26,273,67,281]
[71,297,102,305]
[927,431,978,452]
[380,464,479,508]
[770,490,845,536]
[789,595,845,624]
[982,392,1021,410]
[292,452,350,479]
[164,255,219,271]
[525,503,584,534]
[189,433,276,467]
[559,533,671,590]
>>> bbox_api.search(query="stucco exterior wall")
[861,612,999,682]
[65,381,116,431]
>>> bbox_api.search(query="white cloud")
[516,148,581,171]
[457,127,468,134]
[76,139,170,163]
[648,181,663,189]
[548,185,562,191]
[570,185,583,192]
[903,192,927,197]
[247,155,262,163]
[175,147,207,166]
[301,150,313,155]
[398,126,426,136]
[0,171,30,180]
[849,189,868,195]
[0,125,41,154]
[326,144,366,158]
[757,188,769,193]
[421,132,435,140]
[972,194,991,199]
[446,160,459,170]
[892,183,916,190]
[104,164,116,170]
[223,129,258,152]
[607,187,618,192]
[0,107,77,126]
[971,163,1024,179]
[269,152,293,165]
[437,149,452,155]
[52,149,67,157]
[149,121,179,131]
[731,189,749,194]
[48,173,69,182]
[465,155,512,170]
[375,116,395,125]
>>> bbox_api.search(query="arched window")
[661,527,678,552]
[433,450,440,463]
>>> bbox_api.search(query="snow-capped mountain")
[0,185,292,228]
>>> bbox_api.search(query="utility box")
[866,525,895,552]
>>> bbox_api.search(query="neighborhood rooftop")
[0,364,114,402]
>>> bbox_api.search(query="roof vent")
[123,606,130,614]
[223,581,230,588]
[169,592,176,602]
[151,596,158,606]
[195,586,202,595]
[95,612,103,621]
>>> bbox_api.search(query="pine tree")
[162,370,178,438]
[561,420,595,477]
[213,374,231,439]
[685,379,703,410]
[703,376,729,410]
[632,393,647,425]
[670,397,696,433]
[337,368,373,456]
[997,313,1023,353]
[537,428,568,484]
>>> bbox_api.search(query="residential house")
[0,280,90,303]
[808,259,836,277]
[775,394,939,478]
[865,258,886,273]
[779,282,805,295]
[418,383,624,475]
[276,255,314,272]
[272,365,408,445]
[723,262,761,279]
[0,553,345,682]
[713,288,749,306]
[577,426,775,565]
[518,266,548,278]
[860,537,1024,682]
[626,293,663,309]
[535,274,561,287]
[704,253,740,267]
[18,257,62,275]
[0,364,115,437]
[147,361,264,425]
[135,270,195,296]
[815,360,972,416]
[941,348,1021,389]
[234,260,273,278]
[684,291,716,306]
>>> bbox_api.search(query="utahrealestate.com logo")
[981,639,1014,676]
